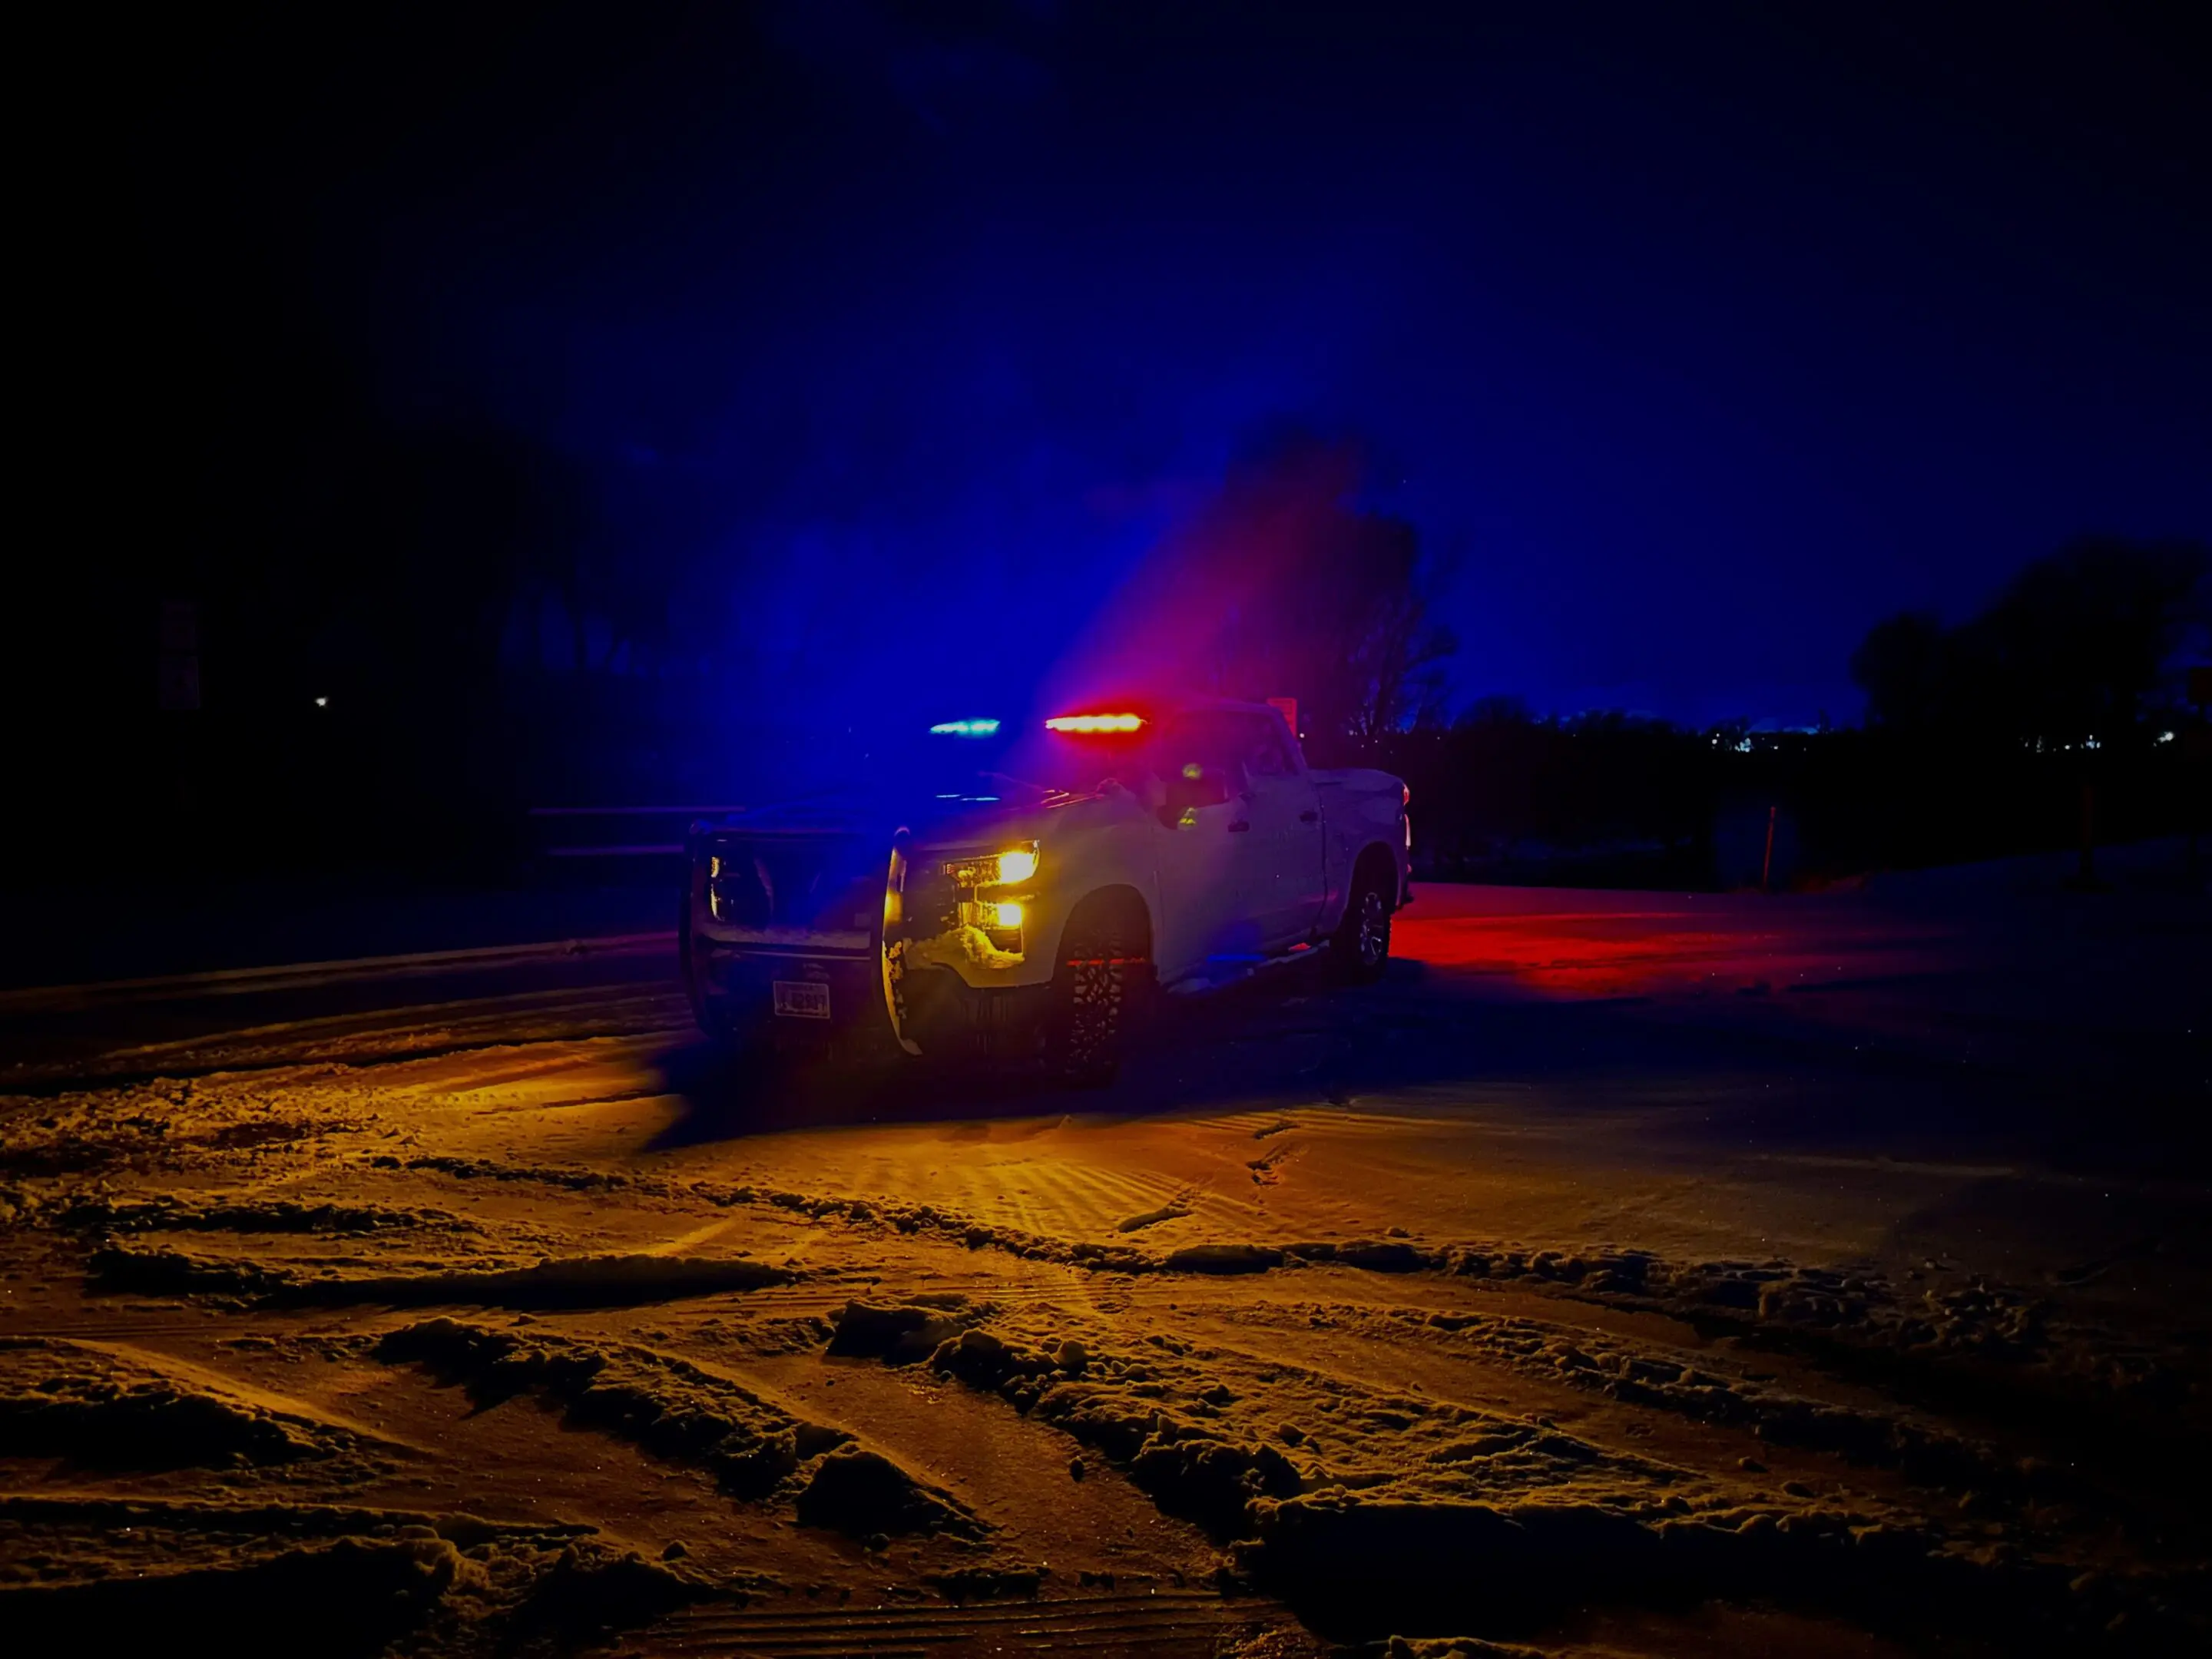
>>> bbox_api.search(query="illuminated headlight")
[942,843,1039,888]
[991,901,1024,929]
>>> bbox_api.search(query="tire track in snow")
[633,1588,1247,1657]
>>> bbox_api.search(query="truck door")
[1233,710,1326,945]
[1147,713,1267,980]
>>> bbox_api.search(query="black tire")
[1045,897,1150,1088]
[679,898,708,1031]
[1333,859,1393,983]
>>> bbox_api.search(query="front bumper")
[684,830,1058,1058]
[688,935,1051,1061]
[688,940,896,1050]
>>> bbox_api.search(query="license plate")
[772,980,831,1020]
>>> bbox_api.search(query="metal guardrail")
[525,805,744,859]
[526,806,750,817]
[0,932,677,1015]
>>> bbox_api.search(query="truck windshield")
[891,724,1159,803]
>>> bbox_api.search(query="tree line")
[1327,537,2207,886]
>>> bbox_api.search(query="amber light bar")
[1044,712,1146,733]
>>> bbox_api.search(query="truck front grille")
[899,866,959,932]
[707,835,886,947]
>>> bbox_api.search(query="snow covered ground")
[2,867,2205,1656]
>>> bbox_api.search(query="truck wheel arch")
[1350,842,1402,911]
[1051,884,1153,966]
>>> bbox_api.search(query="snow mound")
[60,1192,484,1237]
[503,1540,709,1642]
[832,1301,2186,1648]
[922,1562,1049,1601]
[0,1532,472,1659]
[0,1496,714,1659]
[1289,1240,1428,1272]
[1118,1197,1194,1233]
[94,1243,794,1309]
[373,1152,634,1191]
[826,1300,972,1365]
[0,1336,358,1469]
[376,1317,839,1497]
[1161,1243,1285,1274]
[793,1446,985,1539]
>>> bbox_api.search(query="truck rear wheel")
[1045,896,1149,1088]
[1333,860,1393,984]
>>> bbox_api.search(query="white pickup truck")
[680,698,1411,1081]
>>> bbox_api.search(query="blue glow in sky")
[127,2,2209,729]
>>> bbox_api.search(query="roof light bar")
[1044,712,1145,733]
[929,718,1002,737]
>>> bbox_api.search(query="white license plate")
[772,980,831,1020]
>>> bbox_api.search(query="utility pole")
[2190,667,2211,889]
[2077,776,2096,889]
[159,599,203,832]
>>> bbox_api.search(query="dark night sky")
[121,1,2209,728]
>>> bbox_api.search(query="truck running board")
[1164,938,1328,995]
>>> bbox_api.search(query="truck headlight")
[942,843,1038,888]
[991,900,1024,929]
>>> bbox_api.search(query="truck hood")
[700,787,1083,849]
